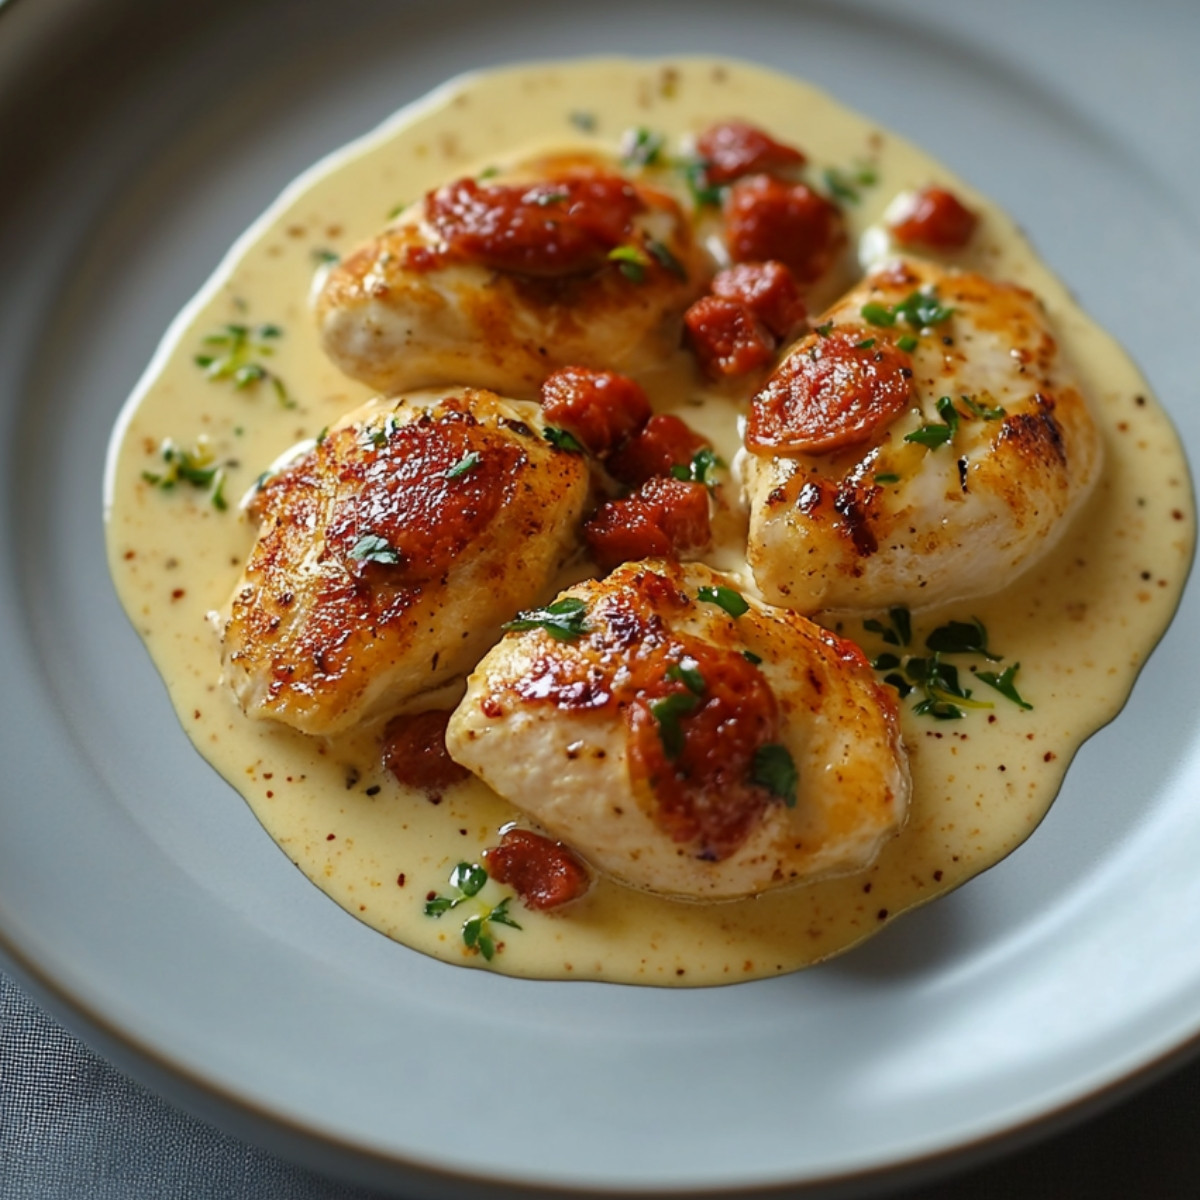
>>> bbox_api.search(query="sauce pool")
[104,58,1193,985]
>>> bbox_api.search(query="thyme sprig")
[424,863,521,961]
[141,437,228,511]
[194,322,294,408]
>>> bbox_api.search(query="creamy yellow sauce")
[104,58,1193,985]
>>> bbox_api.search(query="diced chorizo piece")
[710,261,807,339]
[382,710,470,797]
[685,295,776,379]
[747,328,914,454]
[635,476,712,550]
[584,498,674,570]
[696,120,807,186]
[607,413,711,488]
[421,173,644,276]
[540,366,652,457]
[888,186,978,250]
[584,478,711,571]
[726,175,845,284]
[483,828,591,910]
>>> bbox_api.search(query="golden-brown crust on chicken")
[741,258,1103,613]
[221,388,590,736]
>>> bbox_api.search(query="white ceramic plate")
[2,0,1198,1195]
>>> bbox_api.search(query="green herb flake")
[742,649,764,665]
[621,126,666,168]
[896,334,919,353]
[141,437,229,511]
[670,446,724,487]
[424,862,522,962]
[646,237,687,279]
[666,658,706,696]
[311,248,340,265]
[532,190,570,207]
[814,321,835,337]
[608,244,650,282]
[697,585,750,618]
[925,616,1000,661]
[863,606,911,648]
[977,663,1033,710]
[856,337,877,350]
[679,159,724,208]
[542,426,585,454]
[195,322,295,407]
[503,597,590,641]
[960,393,1007,421]
[444,451,481,479]
[752,744,799,807]
[650,690,702,759]
[348,533,400,565]
[874,472,901,485]
[860,302,896,328]
[904,422,954,450]
[569,110,598,133]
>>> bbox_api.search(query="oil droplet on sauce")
[104,59,1193,985]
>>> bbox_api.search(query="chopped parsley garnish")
[503,597,590,641]
[905,396,961,450]
[896,334,919,353]
[752,744,799,807]
[311,248,340,265]
[348,533,400,565]
[679,158,724,208]
[650,690,702,759]
[860,289,954,335]
[697,585,749,618]
[608,244,650,282]
[444,451,481,479]
[977,663,1033,710]
[646,237,687,279]
[925,617,1000,661]
[666,657,706,696]
[670,446,724,487]
[814,321,835,337]
[742,649,764,665]
[864,611,1032,718]
[141,437,229,511]
[569,110,598,133]
[194,322,294,408]
[424,862,521,962]
[620,126,666,168]
[863,606,912,648]
[822,161,878,205]
[856,337,877,350]
[542,426,585,453]
[874,472,901,485]
[960,393,1007,421]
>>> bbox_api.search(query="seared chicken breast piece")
[314,152,706,399]
[447,559,909,901]
[740,258,1103,613]
[221,388,591,736]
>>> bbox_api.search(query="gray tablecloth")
[5,966,1200,1200]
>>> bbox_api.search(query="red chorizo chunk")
[585,477,711,571]
[483,828,591,910]
[381,710,469,798]
[685,295,776,379]
[607,413,711,488]
[747,328,915,454]
[422,173,644,277]
[710,261,807,339]
[888,186,978,250]
[726,175,845,284]
[540,366,652,457]
[696,120,806,185]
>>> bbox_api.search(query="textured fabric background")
[0,970,380,1200]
